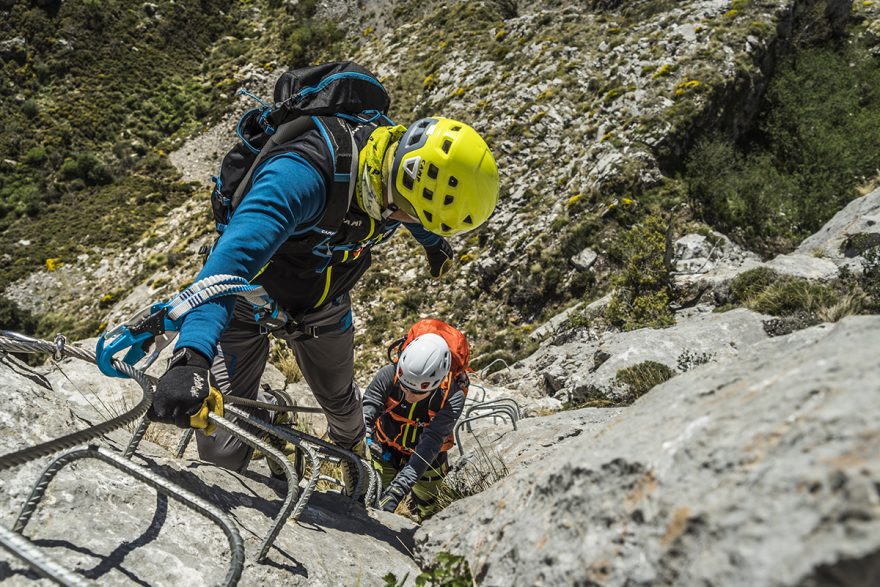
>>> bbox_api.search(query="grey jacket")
[363,364,465,492]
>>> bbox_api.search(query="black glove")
[147,347,212,428]
[424,238,454,278]
[379,483,407,513]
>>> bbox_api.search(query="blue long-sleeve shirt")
[177,153,440,360]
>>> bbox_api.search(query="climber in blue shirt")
[147,115,500,481]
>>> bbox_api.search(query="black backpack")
[210,61,391,233]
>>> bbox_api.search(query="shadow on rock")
[296,491,418,559]
[21,493,168,586]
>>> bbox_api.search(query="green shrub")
[749,279,838,317]
[280,9,345,67]
[762,45,880,232]
[23,147,47,166]
[57,159,78,180]
[57,152,112,185]
[843,233,880,258]
[677,349,716,372]
[0,297,38,334]
[20,100,38,118]
[683,35,880,255]
[685,137,797,252]
[615,360,675,401]
[605,215,675,330]
[384,552,474,587]
[728,266,780,304]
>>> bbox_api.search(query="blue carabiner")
[96,303,179,378]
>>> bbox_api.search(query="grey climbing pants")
[196,293,365,472]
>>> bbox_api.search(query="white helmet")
[397,333,451,392]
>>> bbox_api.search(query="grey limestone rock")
[511,308,770,404]
[673,189,880,303]
[797,187,880,264]
[416,316,880,586]
[0,351,419,586]
[570,248,598,271]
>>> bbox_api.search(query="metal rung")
[9,445,244,587]
[207,414,299,562]
[223,406,322,523]
[454,409,519,456]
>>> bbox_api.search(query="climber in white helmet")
[363,322,470,519]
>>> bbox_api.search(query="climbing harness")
[0,328,520,584]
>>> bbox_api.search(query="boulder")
[797,187,880,265]
[0,36,26,64]
[416,316,880,586]
[510,308,770,404]
[765,253,840,281]
[570,248,598,271]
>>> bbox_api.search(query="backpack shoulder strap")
[230,115,362,235]
[230,116,315,210]
[311,116,359,233]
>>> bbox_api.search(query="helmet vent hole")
[444,195,454,205]
[441,139,452,154]
[428,164,439,179]
[424,211,433,222]
[463,215,473,225]
[451,125,461,132]
[423,188,433,201]
[448,176,458,187]
[402,174,414,190]
[408,132,424,147]
[441,223,452,232]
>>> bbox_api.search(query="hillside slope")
[5,0,879,381]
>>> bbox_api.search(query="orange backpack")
[387,318,472,393]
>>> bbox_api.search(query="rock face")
[3,0,862,381]
[504,308,771,403]
[415,316,880,586]
[797,187,880,267]
[452,406,624,478]
[671,188,880,309]
[0,353,419,586]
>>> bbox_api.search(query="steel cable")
[0,332,153,471]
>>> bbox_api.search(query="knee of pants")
[317,381,362,414]
[196,431,253,473]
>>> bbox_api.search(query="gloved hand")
[148,347,212,428]
[378,483,407,513]
[365,430,384,462]
[424,238,454,278]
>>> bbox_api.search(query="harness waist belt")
[230,309,352,338]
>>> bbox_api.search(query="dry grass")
[817,291,867,322]
[269,337,303,384]
[434,438,509,513]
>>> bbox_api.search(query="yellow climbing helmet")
[389,117,499,236]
